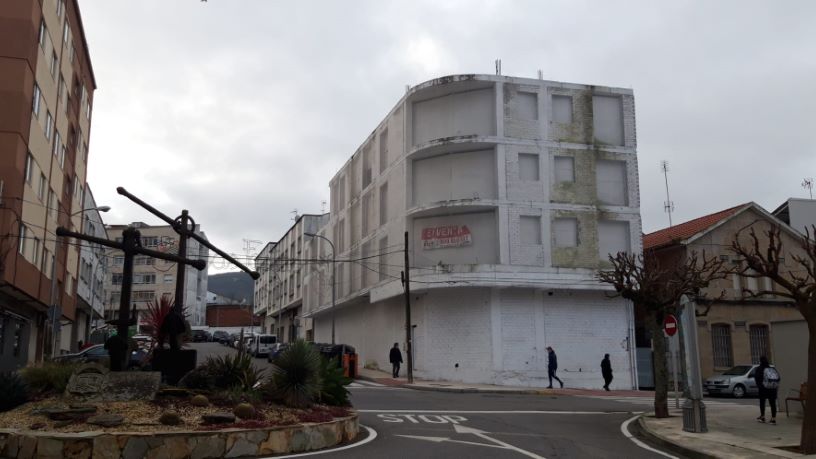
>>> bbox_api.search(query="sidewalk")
[357,366,655,396]
[638,405,813,459]
[357,368,814,458]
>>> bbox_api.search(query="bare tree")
[731,225,816,453]
[598,251,728,418]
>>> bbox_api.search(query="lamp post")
[305,232,335,345]
[50,205,110,357]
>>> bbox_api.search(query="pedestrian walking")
[389,343,403,378]
[754,356,781,424]
[601,353,613,391]
[546,346,564,389]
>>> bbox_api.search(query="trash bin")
[342,353,358,378]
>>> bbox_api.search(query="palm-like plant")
[267,340,322,408]
[319,357,352,406]
[204,353,264,391]
[143,295,188,349]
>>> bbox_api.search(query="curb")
[404,384,547,395]
[633,414,717,459]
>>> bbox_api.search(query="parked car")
[703,364,772,398]
[248,334,277,357]
[192,330,212,342]
[212,331,230,344]
[267,343,289,363]
[52,344,145,369]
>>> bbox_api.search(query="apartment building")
[0,0,96,368]
[103,223,209,329]
[254,214,328,342]
[303,74,641,388]
[75,186,107,345]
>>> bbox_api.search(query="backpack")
[763,367,780,389]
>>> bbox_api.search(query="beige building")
[1,0,97,367]
[103,223,209,329]
[643,202,805,382]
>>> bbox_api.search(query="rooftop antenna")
[321,200,327,214]
[495,59,502,76]
[804,178,814,199]
[242,239,263,270]
[661,160,675,227]
[537,69,543,80]
[291,209,299,222]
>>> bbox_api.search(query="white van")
[248,334,277,357]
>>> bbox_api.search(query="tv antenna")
[321,200,327,214]
[803,178,814,199]
[242,239,263,269]
[661,160,675,226]
[291,209,299,222]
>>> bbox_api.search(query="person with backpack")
[754,356,781,424]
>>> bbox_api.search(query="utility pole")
[401,231,413,383]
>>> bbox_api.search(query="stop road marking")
[377,414,467,424]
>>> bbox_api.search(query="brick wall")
[206,305,262,328]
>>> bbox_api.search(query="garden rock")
[190,394,209,407]
[201,412,235,424]
[45,406,97,420]
[159,411,182,426]
[157,387,189,397]
[233,403,256,419]
[87,413,124,427]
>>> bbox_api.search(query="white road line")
[358,409,634,414]
[620,414,678,459]
[263,424,378,458]
[454,424,546,459]
[395,434,507,449]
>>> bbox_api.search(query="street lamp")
[304,232,335,345]
[50,205,110,356]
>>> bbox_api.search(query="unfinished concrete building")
[303,74,641,388]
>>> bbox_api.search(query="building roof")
[643,203,750,250]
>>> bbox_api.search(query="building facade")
[254,214,328,343]
[103,223,209,329]
[0,0,96,368]
[303,74,642,388]
[75,186,107,346]
[643,203,805,382]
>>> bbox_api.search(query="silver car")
[704,364,763,398]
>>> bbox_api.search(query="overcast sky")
[80,0,815,273]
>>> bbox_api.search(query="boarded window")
[552,95,573,124]
[554,156,574,183]
[379,129,389,173]
[598,220,630,259]
[596,159,628,206]
[378,236,388,282]
[553,218,578,247]
[517,92,538,120]
[711,324,733,368]
[518,153,539,181]
[519,216,541,244]
[379,183,388,225]
[749,325,770,364]
[592,95,624,146]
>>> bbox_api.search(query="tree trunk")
[801,317,816,453]
[649,311,670,418]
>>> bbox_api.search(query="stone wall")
[0,415,358,459]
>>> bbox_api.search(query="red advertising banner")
[421,225,472,250]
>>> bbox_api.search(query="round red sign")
[664,314,678,337]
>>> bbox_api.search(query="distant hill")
[208,272,254,305]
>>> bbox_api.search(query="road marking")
[620,414,678,459]
[263,424,377,458]
[454,424,546,459]
[395,434,507,449]
[349,380,387,388]
[360,409,632,414]
[377,413,467,424]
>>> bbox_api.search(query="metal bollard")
[682,398,707,432]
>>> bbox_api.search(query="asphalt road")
[191,343,684,458]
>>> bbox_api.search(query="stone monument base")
[152,348,197,385]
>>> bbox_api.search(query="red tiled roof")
[643,204,750,250]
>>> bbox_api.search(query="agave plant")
[0,372,28,412]
[318,357,352,406]
[204,352,264,391]
[143,295,188,349]
[267,340,322,408]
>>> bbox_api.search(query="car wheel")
[732,384,746,398]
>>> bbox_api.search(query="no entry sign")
[664,314,678,337]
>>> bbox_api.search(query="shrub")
[318,357,351,406]
[204,352,264,391]
[20,362,79,395]
[265,339,322,408]
[0,372,28,412]
[179,366,215,391]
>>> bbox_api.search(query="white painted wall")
[412,149,497,205]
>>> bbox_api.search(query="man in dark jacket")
[601,354,613,391]
[389,343,403,378]
[546,346,564,389]
[754,356,780,424]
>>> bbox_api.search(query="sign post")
[664,314,680,409]
[679,295,707,432]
